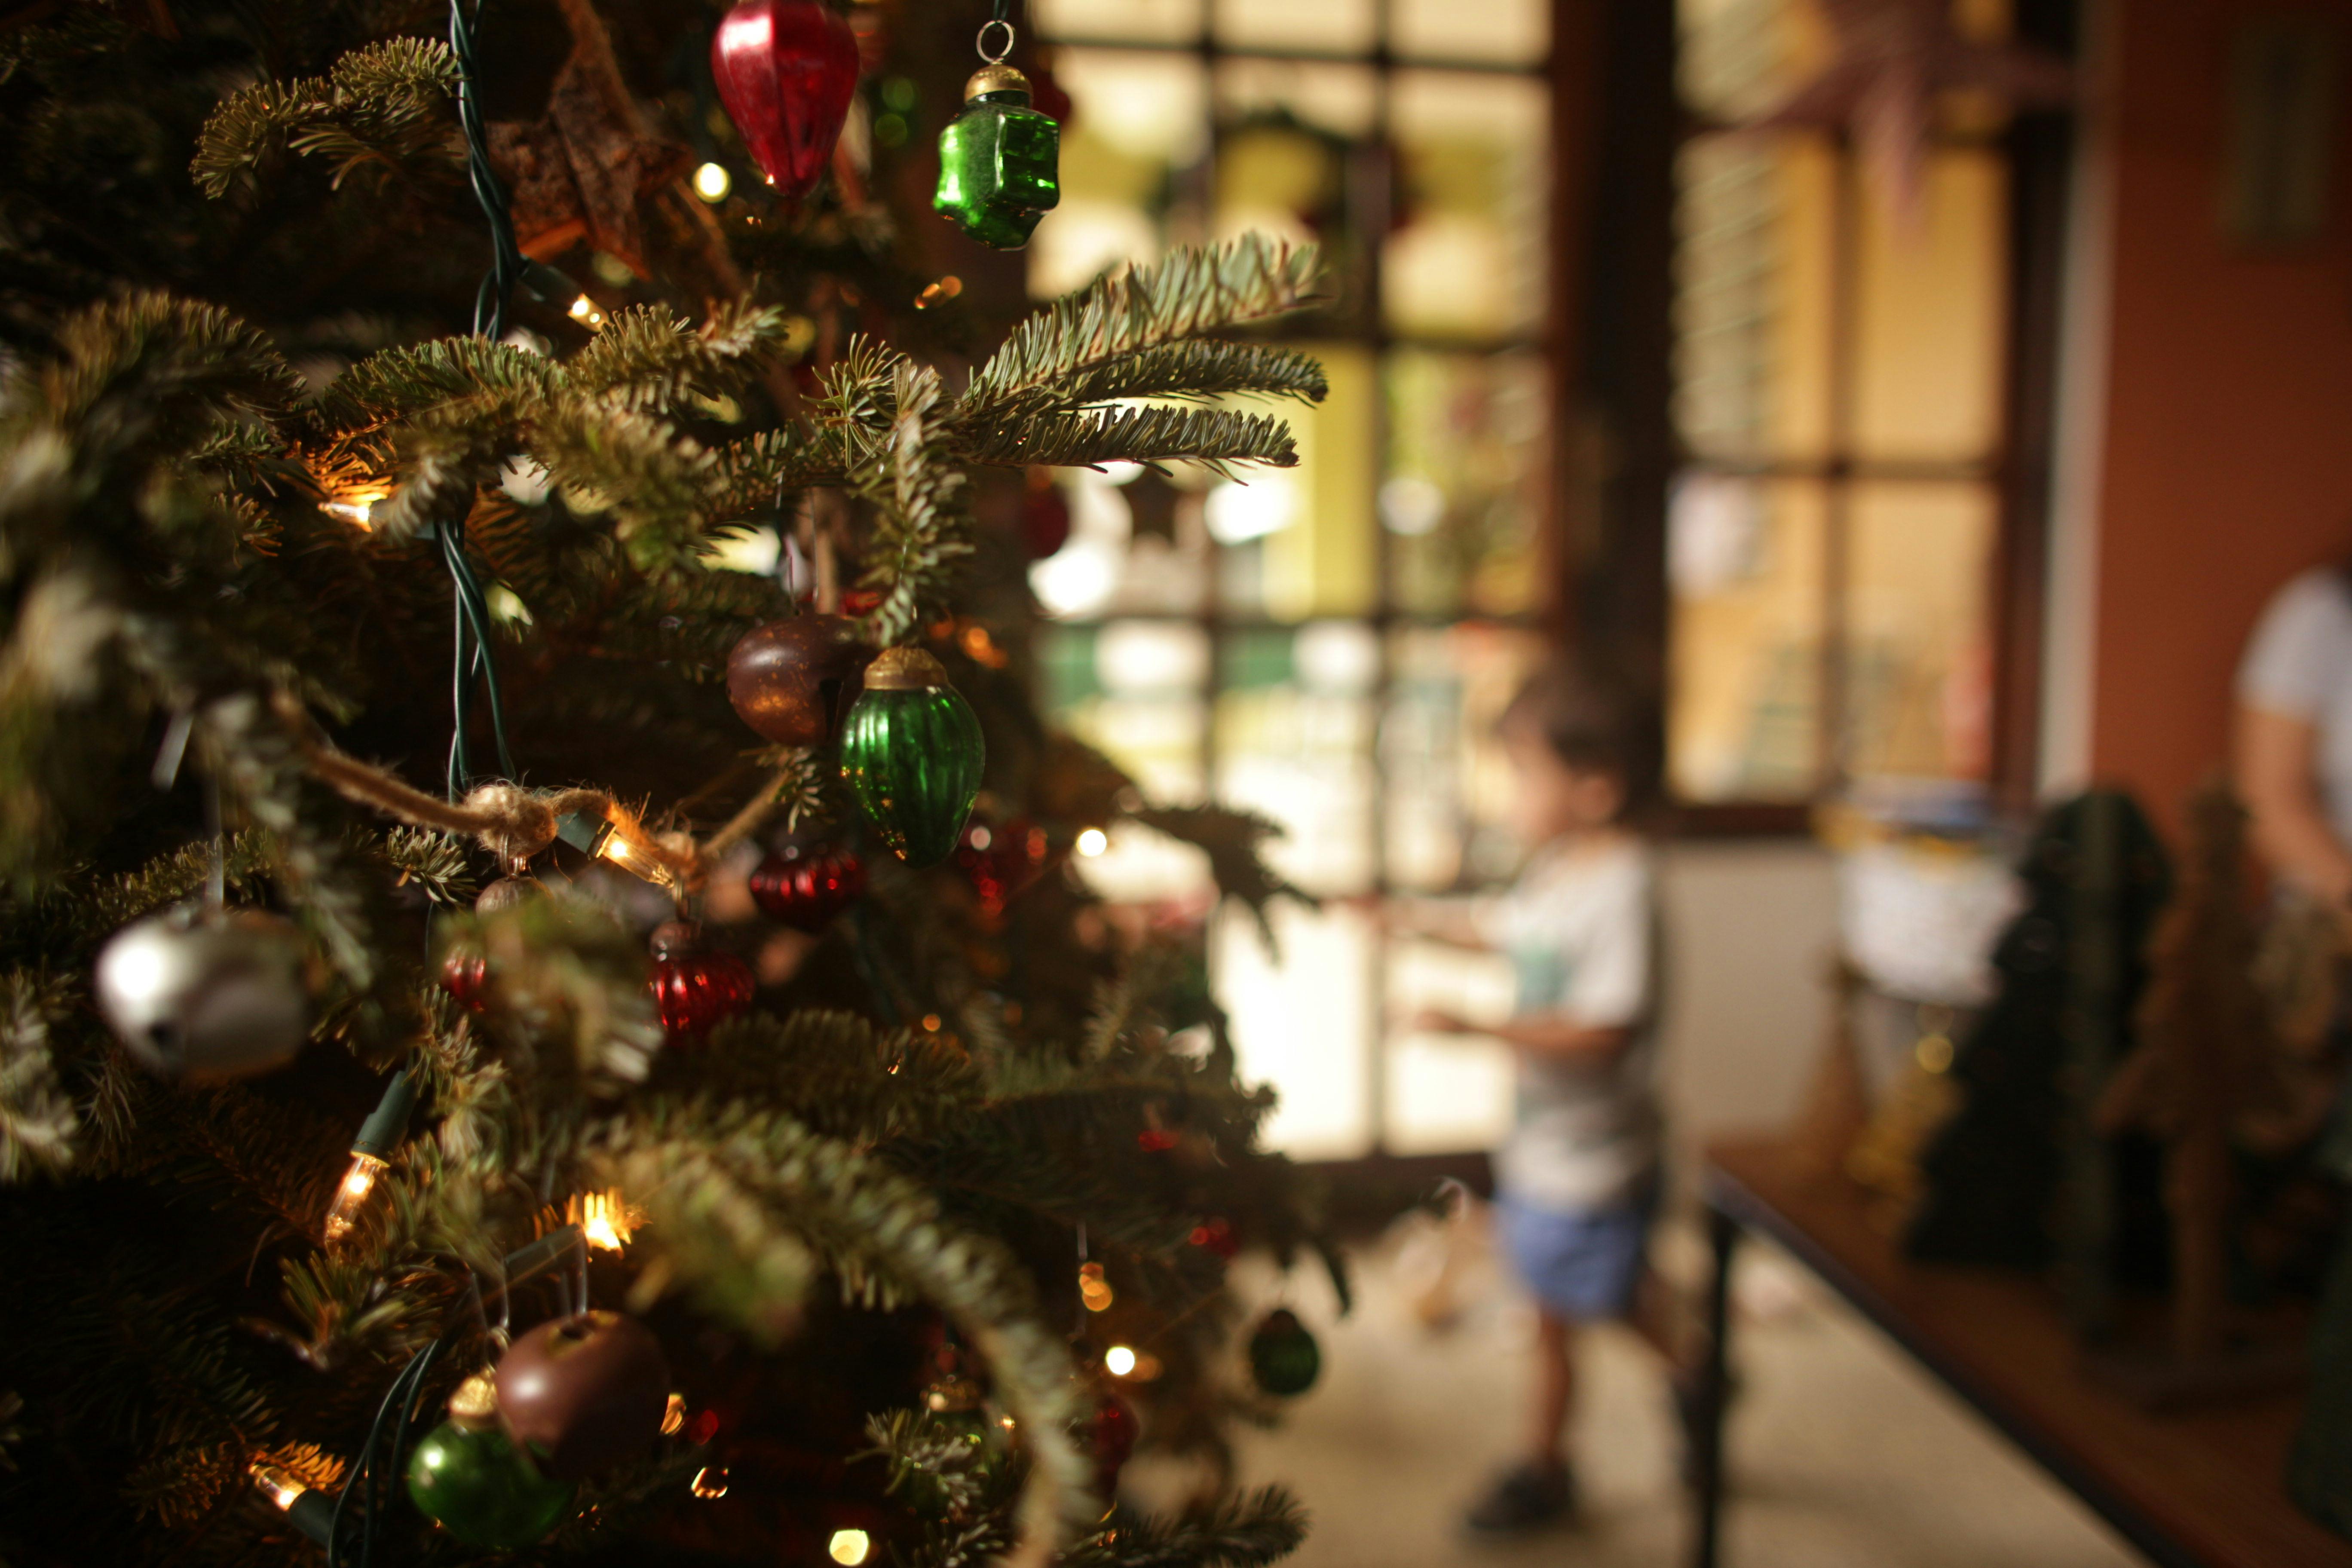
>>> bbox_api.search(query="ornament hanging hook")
[976,18,1015,64]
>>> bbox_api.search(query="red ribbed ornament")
[710,0,859,202]
[647,923,754,1044]
[748,843,866,931]
[440,947,491,1012]
[1087,1390,1139,1498]
[954,818,1052,916]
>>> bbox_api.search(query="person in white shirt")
[2237,565,2352,907]
[1387,662,1684,1534]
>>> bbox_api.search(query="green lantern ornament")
[1246,1308,1321,1397]
[840,647,985,867]
[933,29,1060,251]
[407,1373,576,1549]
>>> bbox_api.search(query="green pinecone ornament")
[839,647,985,867]
[934,64,1060,249]
[1247,1308,1320,1397]
[406,1374,576,1549]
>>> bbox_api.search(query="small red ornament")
[748,842,867,930]
[1022,469,1071,560]
[1188,1217,1237,1260]
[710,0,860,202]
[648,922,755,1044]
[726,615,870,747]
[1087,1389,1139,1498]
[1136,1128,1179,1153]
[441,947,491,1012]
[954,818,1052,916]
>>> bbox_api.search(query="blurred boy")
[1389,662,1681,1533]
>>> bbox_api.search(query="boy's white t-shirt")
[2238,567,2352,851]
[1479,836,1661,1214]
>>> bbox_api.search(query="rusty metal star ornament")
[1743,0,2072,230]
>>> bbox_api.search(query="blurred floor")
[1205,1213,2143,1568]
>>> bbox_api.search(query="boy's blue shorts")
[1497,1185,1657,1320]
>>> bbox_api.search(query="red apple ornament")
[493,1310,670,1480]
[710,0,860,202]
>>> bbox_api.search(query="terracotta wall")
[2084,0,2352,833]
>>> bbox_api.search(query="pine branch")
[1130,806,1313,943]
[1049,341,1328,411]
[859,1407,999,1518]
[191,37,461,198]
[851,360,971,645]
[0,970,76,1181]
[958,237,1322,423]
[1065,1487,1309,1568]
[565,299,795,412]
[954,404,1299,475]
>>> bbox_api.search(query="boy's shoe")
[1463,1460,1576,1534]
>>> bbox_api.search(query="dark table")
[1691,1136,2352,1568]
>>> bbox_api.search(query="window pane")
[1213,61,1378,325]
[1216,903,1373,1158]
[1384,624,1549,891]
[1384,348,1547,616]
[1673,133,1837,461]
[1029,49,1206,298]
[1034,0,1203,44]
[1393,0,1548,65]
[1213,0,1375,55]
[1844,482,1996,783]
[1213,624,1377,894]
[1851,150,2010,463]
[1029,465,1211,620]
[1214,343,1376,621]
[1668,475,1827,800]
[1385,70,1547,341]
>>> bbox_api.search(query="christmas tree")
[0,3,1342,1564]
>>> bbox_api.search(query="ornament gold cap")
[862,646,950,691]
[448,1371,501,1430]
[965,64,1031,103]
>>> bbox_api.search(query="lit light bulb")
[567,294,606,330]
[321,487,390,528]
[322,1153,388,1241]
[692,161,732,202]
[557,808,678,891]
[829,1528,873,1565]
[251,1462,307,1511]
[661,1393,687,1436]
[691,1465,730,1499]
[1078,1260,1114,1313]
[250,1461,337,1544]
[1104,1344,1137,1376]
[1075,827,1109,858]
[571,1188,636,1252]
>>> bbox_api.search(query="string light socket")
[250,1462,337,1544]
[324,1070,418,1241]
[556,807,678,891]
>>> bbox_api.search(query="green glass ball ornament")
[934,64,1060,249]
[839,647,985,868]
[1246,1308,1320,1397]
[406,1374,576,1549]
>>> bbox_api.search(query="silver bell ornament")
[93,904,312,1082]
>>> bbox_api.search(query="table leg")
[1689,1204,1740,1568]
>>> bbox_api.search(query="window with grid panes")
[1669,0,2025,808]
[1026,0,1552,1160]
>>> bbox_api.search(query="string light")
[567,294,607,329]
[1078,1260,1114,1313]
[692,162,732,202]
[661,1393,687,1436]
[691,1465,730,1499]
[914,275,964,309]
[829,1528,873,1565]
[557,807,679,891]
[249,1462,336,1544]
[1103,1344,1136,1376]
[1075,828,1109,858]
[320,487,391,528]
[568,1188,637,1252]
[323,1072,417,1243]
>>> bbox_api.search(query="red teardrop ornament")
[711,0,860,202]
[1087,1390,1139,1498]
[748,842,867,930]
[441,947,491,1012]
[1022,470,1071,560]
[647,923,755,1044]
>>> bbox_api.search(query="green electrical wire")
[441,0,524,798]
